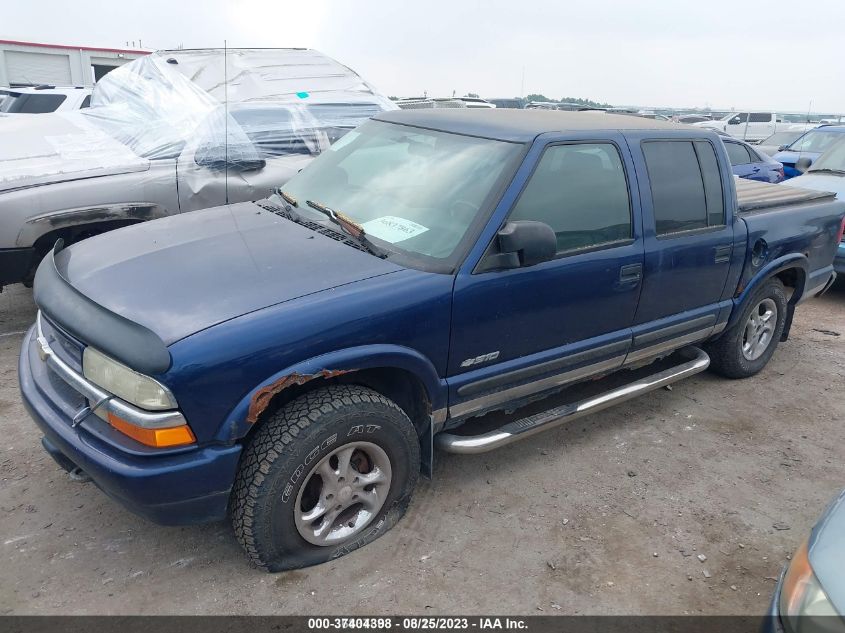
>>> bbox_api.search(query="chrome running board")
[435,346,710,455]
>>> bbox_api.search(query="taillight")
[837,216,845,243]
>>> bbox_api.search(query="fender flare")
[727,253,808,331]
[217,344,446,443]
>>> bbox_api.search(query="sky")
[5,0,845,113]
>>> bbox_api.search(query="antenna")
[797,99,813,152]
[224,39,229,205]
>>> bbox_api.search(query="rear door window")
[642,140,725,236]
[724,141,752,165]
[749,113,773,123]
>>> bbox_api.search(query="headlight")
[779,538,841,633]
[83,346,177,410]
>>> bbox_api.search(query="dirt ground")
[1,281,843,615]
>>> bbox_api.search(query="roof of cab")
[373,108,686,143]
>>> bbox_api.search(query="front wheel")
[230,384,419,572]
[706,278,788,379]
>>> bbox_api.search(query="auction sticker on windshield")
[361,216,428,243]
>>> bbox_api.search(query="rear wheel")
[231,384,419,572]
[706,278,788,378]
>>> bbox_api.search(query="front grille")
[40,314,84,373]
[256,200,368,254]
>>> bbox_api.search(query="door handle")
[714,244,732,264]
[619,263,643,283]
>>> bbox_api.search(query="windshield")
[280,120,522,268]
[782,114,810,123]
[788,129,845,153]
[0,91,67,113]
[763,131,803,147]
[79,53,393,161]
[808,139,845,172]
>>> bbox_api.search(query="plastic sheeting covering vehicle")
[0,48,396,288]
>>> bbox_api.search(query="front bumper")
[762,572,786,633]
[18,324,242,525]
[0,247,35,286]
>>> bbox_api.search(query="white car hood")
[0,112,148,193]
[781,173,845,198]
[693,120,726,130]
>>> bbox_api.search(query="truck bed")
[735,176,836,214]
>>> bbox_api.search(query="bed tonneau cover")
[735,176,837,214]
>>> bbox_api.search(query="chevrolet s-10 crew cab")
[19,110,845,571]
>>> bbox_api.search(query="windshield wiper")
[305,200,387,258]
[807,168,845,176]
[278,189,299,208]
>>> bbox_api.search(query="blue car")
[782,139,845,275]
[722,137,784,183]
[774,126,845,178]
[766,489,845,632]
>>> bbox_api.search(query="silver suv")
[0,48,395,289]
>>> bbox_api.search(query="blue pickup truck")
[19,110,845,572]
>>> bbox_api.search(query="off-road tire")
[706,278,788,379]
[231,384,419,572]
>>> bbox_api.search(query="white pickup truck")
[694,112,787,142]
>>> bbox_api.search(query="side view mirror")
[778,145,789,151]
[479,220,557,271]
[795,157,813,173]
[194,142,266,172]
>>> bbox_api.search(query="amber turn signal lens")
[107,413,196,448]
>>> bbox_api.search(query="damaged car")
[0,48,395,289]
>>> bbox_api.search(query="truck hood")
[56,201,404,345]
[0,111,148,193]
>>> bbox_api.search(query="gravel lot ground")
[1,281,843,615]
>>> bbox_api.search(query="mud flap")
[780,303,795,342]
[420,416,434,480]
